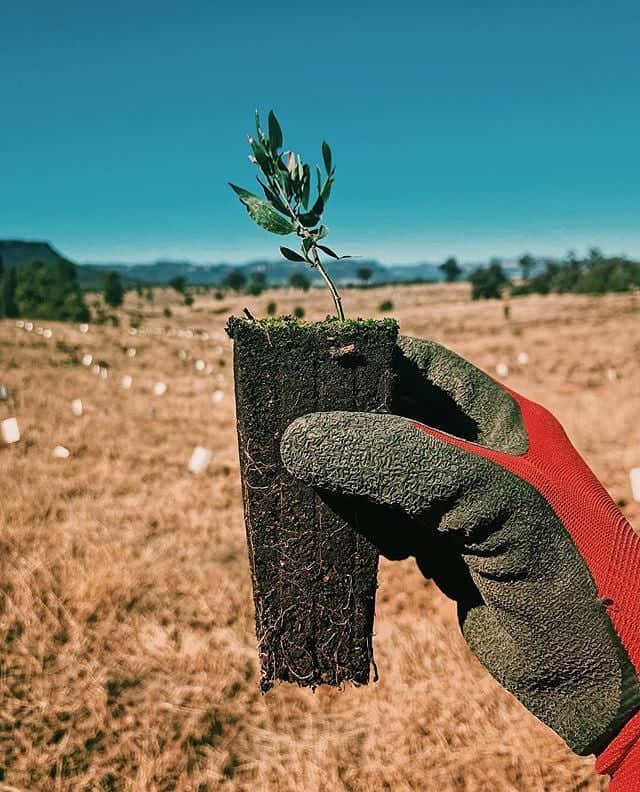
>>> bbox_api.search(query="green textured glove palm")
[280,336,640,756]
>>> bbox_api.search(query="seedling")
[229,110,354,320]
[227,112,399,692]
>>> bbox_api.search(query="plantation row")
[468,250,640,300]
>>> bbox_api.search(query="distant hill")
[0,240,68,269]
[0,239,525,289]
[77,257,450,288]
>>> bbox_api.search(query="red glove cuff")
[596,709,640,791]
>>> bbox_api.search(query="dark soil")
[226,316,398,691]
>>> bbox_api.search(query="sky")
[2,1,639,265]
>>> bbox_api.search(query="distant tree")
[288,272,311,291]
[357,266,374,285]
[250,270,267,288]
[511,251,640,298]
[293,305,305,318]
[518,254,536,282]
[266,301,277,315]
[169,275,187,294]
[15,259,89,321]
[438,257,462,283]
[103,271,124,308]
[379,299,394,312]
[163,307,172,318]
[184,293,194,306]
[468,261,510,300]
[246,269,267,296]
[1,267,18,318]
[223,270,247,291]
[145,287,154,303]
[135,282,143,297]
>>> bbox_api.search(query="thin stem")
[268,173,346,320]
[310,246,345,320]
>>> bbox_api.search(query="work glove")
[280,335,640,791]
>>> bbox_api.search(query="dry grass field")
[1,283,639,791]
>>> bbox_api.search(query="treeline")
[468,250,640,300]
[216,265,377,295]
[0,257,89,321]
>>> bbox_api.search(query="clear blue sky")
[2,1,639,264]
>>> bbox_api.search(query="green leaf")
[317,244,339,259]
[256,178,289,215]
[302,237,314,254]
[301,164,311,209]
[275,168,293,200]
[298,210,322,228]
[321,177,333,204]
[280,246,306,262]
[322,141,332,174]
[314,225,329,240]
[249,138,272,175]
[239,193,295,235]
[310,194,324,216]
[268,110,283,152]
[255,109,261,138]
[317,244,354,260]
[229,183,260,201]
[316,166,322,195]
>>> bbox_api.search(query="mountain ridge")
[0,239,524,288]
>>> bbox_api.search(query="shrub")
[439,257,462,283]
[266,301,277,316]
[163,307,172,318]
[103,271,124,308]
[169,276,187,294]
[13,259,90,321]
[378,299,394,312]
[468,262,510,300]
[223,270,247,291]
[288,272,311,291]
[293,305,305,319]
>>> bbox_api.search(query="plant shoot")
[229,110,352,319]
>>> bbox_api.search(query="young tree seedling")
[229,110,353,320]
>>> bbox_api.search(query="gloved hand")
[280,335,640,791]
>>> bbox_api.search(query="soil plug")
[227,316,398,691]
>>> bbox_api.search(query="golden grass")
[1,283,638,791]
